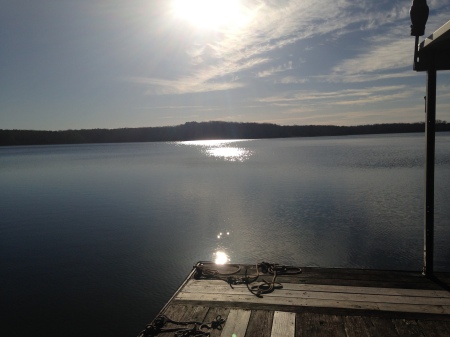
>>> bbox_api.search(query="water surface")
[1,132,449,336]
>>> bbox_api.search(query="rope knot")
[210,315,225,330]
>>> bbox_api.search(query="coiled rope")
[138,262,301,336]
[194,261,302,297]
[138,314,225,337]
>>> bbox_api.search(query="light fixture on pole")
[410,0,429,69]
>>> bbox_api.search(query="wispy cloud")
[257,85,424,106]
[132,0,402,95]
[262,102,429,126]
[5,0,450,130]
[125,56,270,94]
[317,71,416,84]
[125,0,450,129]
[126,76,245,95]
[275,76,308,84]
[257,61,292,78]
[331,2,450,79]
[332,38,412,76]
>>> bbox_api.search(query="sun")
[171,0,250,30]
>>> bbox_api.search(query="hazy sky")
[1,0,450,130]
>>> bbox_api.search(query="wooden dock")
[139,262,450,336]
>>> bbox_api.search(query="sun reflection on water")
[206,147,250,161]
[178,139,252,162]
[213,229,232,264]
[213,251,229,264]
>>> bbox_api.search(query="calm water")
[1,132,449,336]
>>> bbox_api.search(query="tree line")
[1,120,449,146]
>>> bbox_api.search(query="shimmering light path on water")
[1,133,449,337]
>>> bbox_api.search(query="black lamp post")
[410,0,429,69]
[410,0,435,276]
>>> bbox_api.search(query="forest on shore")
[1,120,449,146]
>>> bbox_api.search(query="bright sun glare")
[172,0,250,29]
[214,251,229,264]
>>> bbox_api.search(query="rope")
[138,262,301,335]
[138,315,225,337]
[194,263,241,278]
[246,267,279,297]
[195,262,301,297]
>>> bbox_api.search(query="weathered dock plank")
[245,310,273,337]
[185,279,450,298]
[392,319,425,337]
[220,309,251,337]
[271,311,295,337]
[364,317,400,337]
[296,312,347,337]
[343,316,371,337]
[417,319,450,336]
[156,304,191,337]
[175,279,450,315]
[202,307,230,337]
[178,292,450,315]
[140,263,450,337]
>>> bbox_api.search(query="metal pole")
[423,60,436,276]
[414,36,419,69]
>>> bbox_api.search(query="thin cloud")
[318,71,416,84]
[126,0,450,131]
[332,38,412,76]
[265,104,428,126]
[125,56,269,94]
[276,76,308,84]
[131,0,394,95]
[331,4,450,79]
[257,61,293,78]
[333,91,412,106]
[257,85,422,106]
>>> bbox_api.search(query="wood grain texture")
[417,319,450,337]
[158,305,192,337]
[343,316,371,337]
[366,317,400,337]
[179,278,450,311]
[270,311,295,337]
[392,319,425,337]
[245,310,273,337]
[220,309,251,337]
[145,264,450,337]
[184,280,450,299]
[295,312,346,337]
[203,307,230,337]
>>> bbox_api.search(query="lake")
[1,132,449,336]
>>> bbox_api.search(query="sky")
[1,0,450,130]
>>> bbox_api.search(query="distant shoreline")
[1,121,449,146]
